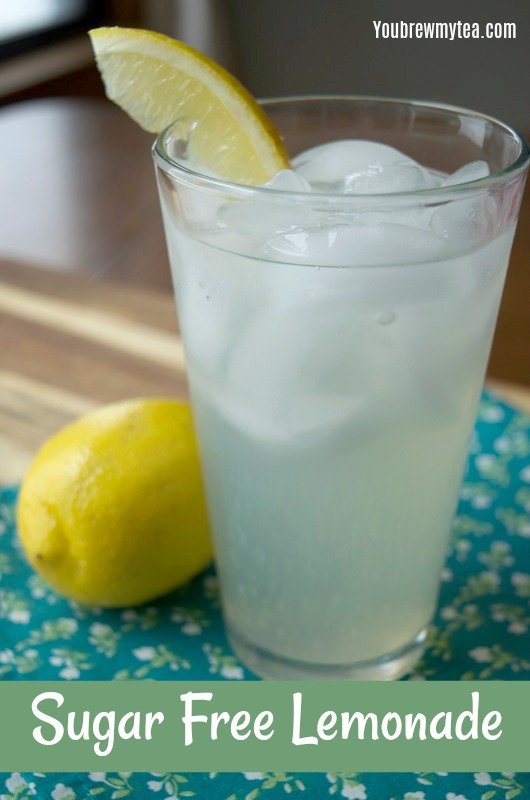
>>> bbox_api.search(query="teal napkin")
[1,391,529,797]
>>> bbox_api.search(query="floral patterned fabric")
[0,392,529,797]
[0,771,528,800]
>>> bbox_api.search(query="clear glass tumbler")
[153,97,529,680]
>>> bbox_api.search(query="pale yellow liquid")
[167,223,513,666]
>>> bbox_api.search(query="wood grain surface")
[0,261,187,483]
[0,97,171,289]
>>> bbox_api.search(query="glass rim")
[153,94,530,201]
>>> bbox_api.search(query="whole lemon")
[17,398,212,607]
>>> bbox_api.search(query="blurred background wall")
[1,0,527,131]
[229,0,529,131]
[147,0,530,132]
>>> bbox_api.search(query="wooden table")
[0,97,171,290]
[0,98,529,484]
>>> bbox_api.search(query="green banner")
[0,681,526,771]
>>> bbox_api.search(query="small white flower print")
[494,436,510,453]
[88,622,121,657]
[446,793,468,800]
[143,774,193,798]
[481,405,504,422]
[5,774,25,793]
[203,643,243,679]
[456,540,472,558]
[90,622,111,636]
[511,572,530,596]
[59,666,80,680]
[469,647,493,663]
[508,621,528,634]
[220,664,244,680]
[520,465,530,483]
[244,773,265,780]
[473,496,492,509]
[474,772,492,786]
[2,773,37,797]
[170,606,210,637]
[404,793,425,800]
[133,646,156,661]
[51,784,76,800]
[48,648,91,678]
[476,454,495,470]
[182,622,201,635]
[342,786,366,799]
[326,775,364,799]
[8,609,30,624]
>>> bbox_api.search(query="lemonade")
[171,230,512,674]
[154,99,527,679]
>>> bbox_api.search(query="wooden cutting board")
[1,258,529,485]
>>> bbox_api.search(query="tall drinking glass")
[153,97,529,680]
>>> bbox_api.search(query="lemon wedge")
[89,26,289,185]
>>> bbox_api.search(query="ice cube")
[170,233,264,378]
[217,195,318,240]
[430,193,496,252]
[266,220,447,266]
[442,160,489,187]
[215,171,310,242]
[428,162,492,253]
[263,169,312,192]
[214,261,452,444]
[220,296,375,442]
[293,140,441,194]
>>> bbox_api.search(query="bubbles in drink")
[376,310,396,325]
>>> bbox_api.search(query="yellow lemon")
[89,26,289,185]
[17,398,212,607]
